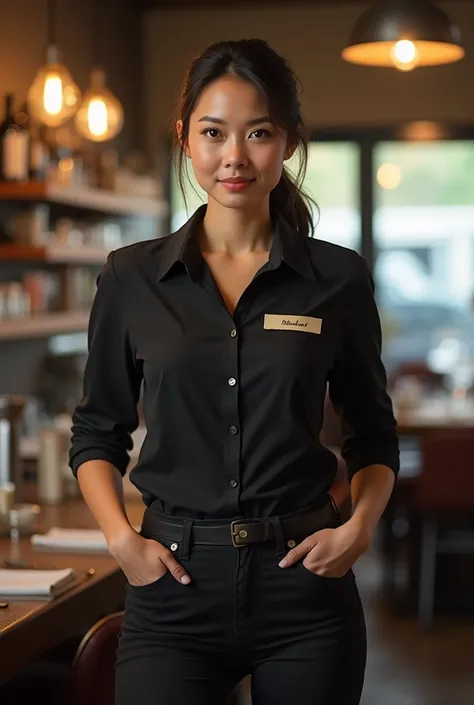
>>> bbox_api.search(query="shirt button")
[230,329,237,338]
[229,425,239,435]
[229,479,239,488]
[228,377,237,387]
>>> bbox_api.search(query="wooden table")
[0,498,145,685]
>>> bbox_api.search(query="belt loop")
[179,519,193,561]
[269,516,286,558]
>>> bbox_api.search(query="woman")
[70,39,399,705]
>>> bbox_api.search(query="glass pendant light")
[75,67,124,142]
[27,0,81,127]
[74,0,124,143]
[342,0,465,71]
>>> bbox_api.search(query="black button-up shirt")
[69,205,399,519]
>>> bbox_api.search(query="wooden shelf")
[0,243,109,265]
[0,311,90,341]
[0,181,167,217]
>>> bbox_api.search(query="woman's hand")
[108,528,191,586]
[278,517,371,578]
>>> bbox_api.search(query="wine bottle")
[0,94,29,181]
[28,117,49,181]
[16,102,48,181]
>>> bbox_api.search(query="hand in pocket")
[109,529,191,586]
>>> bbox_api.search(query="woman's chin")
[210,188,265,211]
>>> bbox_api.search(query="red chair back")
[69,611,123,705]
[413,429,474,511]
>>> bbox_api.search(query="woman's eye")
[200,127,272,139]
[202,128,221,138]
[250,129,272,139]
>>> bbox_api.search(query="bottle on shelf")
[29,123,49,183]
[16,102,48,182]
[0,94,29,182]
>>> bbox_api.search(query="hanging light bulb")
[27,0,81,127]
[342,0,465,70]
[74,67,123,142]
[27,46,81,128]
[391,40,418,72]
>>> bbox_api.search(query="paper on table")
[31,528,108,552]
[0,567,77,598]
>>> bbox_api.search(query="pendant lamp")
[27,0,81,127]
[75,67,124,142]
[74,0,124,142]
[342,0,465,71]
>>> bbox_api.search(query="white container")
[0,418,10,486]
[37,427,63,504]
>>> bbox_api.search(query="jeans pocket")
[297,560,355,584]
[298,562,339,580]
[128,569,174,591]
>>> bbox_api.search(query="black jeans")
[115,505,367,705]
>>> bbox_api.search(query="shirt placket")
[223,321,242,515]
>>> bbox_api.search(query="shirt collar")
[157,203,316,282]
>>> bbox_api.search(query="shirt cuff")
[344,448,400,482]
[69,448,128,478]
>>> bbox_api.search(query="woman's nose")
[223,140,248,168]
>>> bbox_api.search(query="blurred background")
[0,1,473,704]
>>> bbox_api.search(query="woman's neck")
[198,198,273,257]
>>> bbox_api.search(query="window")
[373,141,474,377]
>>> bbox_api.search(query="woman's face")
[179,76,294,212]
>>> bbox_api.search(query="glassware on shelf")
[0,282,31,320]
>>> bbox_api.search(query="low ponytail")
[270,168,317,239]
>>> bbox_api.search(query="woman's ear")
[284,141,297,161]
[176,120,190,157]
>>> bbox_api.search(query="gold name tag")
[264,314,322,335]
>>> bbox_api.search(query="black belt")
[141,495,340,548]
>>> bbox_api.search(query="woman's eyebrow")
[197,115,273,126]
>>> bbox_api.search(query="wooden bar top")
[0,497,145,684]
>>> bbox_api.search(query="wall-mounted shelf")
[0,181,167,217]
[0,243,109,265]
[0,311,90,341]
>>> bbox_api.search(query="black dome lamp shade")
[341,0,465,71]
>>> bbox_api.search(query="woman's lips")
[219,178,255,192]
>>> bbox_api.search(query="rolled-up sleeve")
[69,251,142,477]
[327,255,399,481]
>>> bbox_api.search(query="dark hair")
[172,38,317,238]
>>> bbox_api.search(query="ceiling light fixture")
[342,0,465,71]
